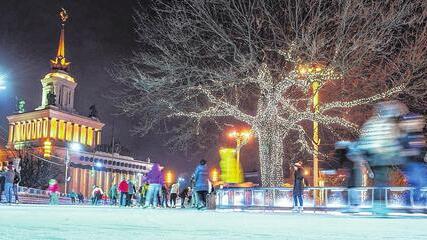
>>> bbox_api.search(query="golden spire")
[50,8,70,71]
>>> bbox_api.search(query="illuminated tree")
[112,0,427,187]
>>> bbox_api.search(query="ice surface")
[0,205,426,240]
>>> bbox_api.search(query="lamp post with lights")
[297,64,325,187]
[228,129,253,167]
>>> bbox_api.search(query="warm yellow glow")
[50,119,58,139]
[20,122,25,140]
[44,72,75,82]
[219,148,243,184]
[96,131,101,145]
[36,120,42,139]
[312,81,320,187]
[165,170,174,185]
[80,126,87,144]
[14,123,20,142]
[87,127,94,146]
[42,119,49,138]
[211,168,219,182]
[73,124,80,142]
[8,124,13,143]
[58,120,66,140]
[65,122,73,141]
[43,139,52,158]
[26,122,31,140]
[31,121,36,139]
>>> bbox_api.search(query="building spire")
[50,8,70,72]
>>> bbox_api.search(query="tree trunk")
[256,126,284,187]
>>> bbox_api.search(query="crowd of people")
[64,160,214,210]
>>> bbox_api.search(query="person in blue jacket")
[193,159,209,209]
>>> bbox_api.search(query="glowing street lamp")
[228,129,252,171]
[165,170,174,185]
[297,63,327,187]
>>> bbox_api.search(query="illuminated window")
[87,127,93,146]
[50,119,58,139]
[80,126,87,144]
[73,124,80,142]
[58,121,66,140]
[66,122,73,141]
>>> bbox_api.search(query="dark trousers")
[120,192,128,206]
[293,194,303,207]
[126,193,133,206]
[170,193,177,206]
[197,190,208,207]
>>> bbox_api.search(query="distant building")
[3,9,152,197]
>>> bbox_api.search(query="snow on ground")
[0,205,426,240]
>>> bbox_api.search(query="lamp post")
[65,142,82,194]
[297,64,324,187]
[228,129,252,166]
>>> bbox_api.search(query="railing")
[216,187,427,210]
[1,186,71,204]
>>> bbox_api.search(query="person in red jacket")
[118,178,129,207]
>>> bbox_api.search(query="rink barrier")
[1,186,71,205]
[215,187,427,211]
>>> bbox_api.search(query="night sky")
[0,0,259,179]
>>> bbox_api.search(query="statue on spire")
[50,8,71,72]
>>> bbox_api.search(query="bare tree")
[111,0,427,186]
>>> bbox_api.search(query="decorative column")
[8,124,14,144]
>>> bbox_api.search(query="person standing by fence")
[292,162,305,213]
[1,165,15,204]
[118,178,129,207]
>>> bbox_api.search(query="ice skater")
[292,162,305,213]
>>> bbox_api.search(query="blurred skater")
[358,101,407,215]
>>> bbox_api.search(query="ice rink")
[0,205,426,240]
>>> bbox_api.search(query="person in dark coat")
[0,172,5,202]
[292,162,305,212]
[193,159,209,209]
[13,169,21,203]
[179,187,189,208]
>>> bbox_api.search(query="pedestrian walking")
[193,159,209,210]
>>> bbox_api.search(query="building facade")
[3,9,152,197]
